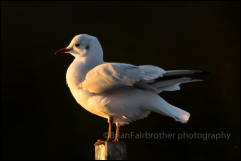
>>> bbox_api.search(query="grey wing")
[82,63,166,94]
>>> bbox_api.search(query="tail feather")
[147,70,205,123]
[151,96,191,123]
[171,106,190,123]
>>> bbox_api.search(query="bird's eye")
[75,44,80,47]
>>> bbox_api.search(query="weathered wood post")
[94,141,127,160]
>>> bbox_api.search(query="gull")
[55,34,204,143]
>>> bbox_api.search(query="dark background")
[1,1,240,160]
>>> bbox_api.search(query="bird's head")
[55,34,103,60]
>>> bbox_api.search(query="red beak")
[55,48,71,55]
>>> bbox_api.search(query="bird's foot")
[113,138,119,142]
[106,138,114,142]
[94,139,106,145]
[95,138,119,145]
[106,137,119,143]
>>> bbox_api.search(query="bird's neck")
[66,56,103,90]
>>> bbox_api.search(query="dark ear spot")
[86,45,90,50]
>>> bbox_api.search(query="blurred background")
[1,1,240,160]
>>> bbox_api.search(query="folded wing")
[82,63,205,94]
[81,63,165,94]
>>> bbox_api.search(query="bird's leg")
[95,117,114,145]
[106,116,113,142]
[114,122,120,142]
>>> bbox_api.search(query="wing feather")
[82,63,165,93]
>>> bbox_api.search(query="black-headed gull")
[55,34,204,143]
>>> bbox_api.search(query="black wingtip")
[194,70,211,75]
[191,69,211,80]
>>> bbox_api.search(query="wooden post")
[94,141,127,160]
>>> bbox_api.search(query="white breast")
[66,58,109,118]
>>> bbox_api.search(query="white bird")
[55,34,204,143]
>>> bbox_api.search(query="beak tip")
[55,48,70,55]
